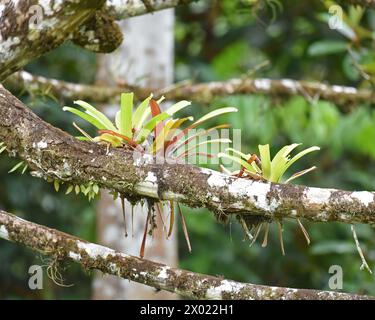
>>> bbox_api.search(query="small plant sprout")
[8,161,28,175]
[0,142,28,174]
[218,143,320,255]
[0,142,6,154]
[64,92,237,258]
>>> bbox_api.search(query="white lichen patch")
[332,85,357,94]
[20,71,33,82]
[108,262,119,273]
[68,251,81,261]
[207,173,228,188]
[281,79,299,92]
[339,213,350,221]
[0,37,21,61]
[315,211,329,221]
[304,187,332,204]
[0,4,5,17]
[206,280,245,299]
[228,179,279,212]
[36,141,48,149]
[254,79,271,90]
[77,241,115,259]
[133,152,154,166]
[157,266,170,280]
[0,225,9,240]
[351,191,374,207]
[145,172,157,183]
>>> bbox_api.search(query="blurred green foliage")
[1,0,375,299]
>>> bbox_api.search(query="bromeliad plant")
[63,92,237,257]
[63,93,235,157]
[218,143,320,255]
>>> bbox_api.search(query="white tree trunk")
[93,10,177,300]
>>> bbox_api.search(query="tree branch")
[0,210,371,300]
[5,71,372,111]
[0,0,106,81]
[1,85,375,226]
[71,0,200,53]
[0,0,198,79]
[105,0,198,20]
[5,71,123,103]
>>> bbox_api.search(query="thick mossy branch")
[1,86,375,225]
[0,210,372,300]
[0,0,199,78]
[5,71,372,111]
[71,10,123,53]
[0,0,106,81]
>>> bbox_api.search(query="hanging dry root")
[262,222,270,248]
[40,255,73,287]
[351,224,372,274]
[237,214,312,256]
[177,203,192,253]
[119,196,193,258]
[276,220,285,256]
[140,205,152,259]
[297,218,311,245]
[120,194,128,237]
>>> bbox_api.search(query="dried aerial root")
[177,203,192,253]
[40,255,73,287]
[120,194,128,237]
[238,215,312,256]
[351,225,372,274]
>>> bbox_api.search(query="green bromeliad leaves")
[119,92,133,137]
[70,100,117,131]
[63,92,238,161]
[219,144,320,183]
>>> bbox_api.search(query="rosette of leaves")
[63,93,237,257]
[218,143,320,255]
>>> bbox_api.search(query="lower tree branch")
[5,71,372,111]
[0,210,371,300]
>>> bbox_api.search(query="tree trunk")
[92,9,177,300]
